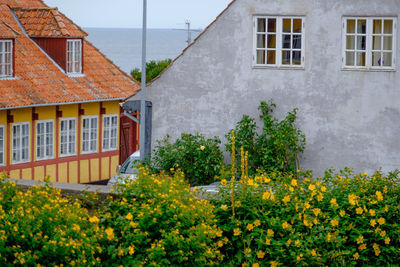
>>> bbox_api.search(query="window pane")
[282,35,291,49]
[356,52,366,66]
[347,19,355,33]
[372,52,381,66]
[383,36,392,50]
[282,19,291,33]
[293,19,302,33]
[267,34,276,49]
[256,50,265,64]
[346,52,355,66]
[383,52,392,66]
[346,36,355,49]
[257,35,266,48]
[292,51,301,65]
[357,20,366,34]
[384,20,393,34]
[373,20,382,34]
[267,19,276,33]
[257,18,266,32]
[372,36,381,50]
[267,51,276,64]
[292,35,301,49]
[282,51,290,65]
[357,36,366,50]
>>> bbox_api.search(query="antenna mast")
[185,20,192,45]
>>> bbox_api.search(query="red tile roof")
[0,20,20,38]
[0,1,139,109]
[13,7,87,37]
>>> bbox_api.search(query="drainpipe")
[139,0,147,162]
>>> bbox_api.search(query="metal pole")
[140,0,147,161]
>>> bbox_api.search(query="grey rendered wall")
[129,0,400,175]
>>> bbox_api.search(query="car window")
[120,157,139,174]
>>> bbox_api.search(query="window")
[343,17,396,69]
[103,115,118,151]
[67,39,82,74]
[82,116,98,153]
[60,118,76,157]
[36,120,54,160]
[0,40,13,77]
[254,16,304,67]
[12,122,29,164]
[0,126,4,165]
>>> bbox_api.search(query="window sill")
[36,156,54,162]
[67,73,86,78]
[81,150,98,155]
[0,76,19,80]
[12,160,30,165]
[341,67,396,72]
[102,148,118,152]
[59,153,77,158]
[252,65,305,70]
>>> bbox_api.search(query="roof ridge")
[51,8,70,36]
[55,9,88,37]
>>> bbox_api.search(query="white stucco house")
[126,0,400,174]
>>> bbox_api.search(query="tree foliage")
[131,59,172,82]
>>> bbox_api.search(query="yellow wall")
[59,104,78,118]
[81,102,99,116]
[69,161,78,184]
[101,157,110,180]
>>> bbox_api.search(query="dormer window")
[67,39,82,74]
[0,40,13,77]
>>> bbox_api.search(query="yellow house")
[0,0,139,183]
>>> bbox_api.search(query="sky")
[43,0,233,29]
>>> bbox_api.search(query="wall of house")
[32,38,67,72]
[0,101,121,183]
[129,0,400,175]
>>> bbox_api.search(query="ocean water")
[85,28,201,74]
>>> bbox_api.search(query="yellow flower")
[356,235,364,244]
[221,204,228,211]
[330,198,338,206]
[282,221,290,230]
[376,191,383,201]
[385,205,389,212]
[361,172,368,176]
[257,250,265,259]
[270,261,279,267]
[291,179,298,187]
[311,249,317,257]
[380,230,386,237]
[283,195,290,203]
[262,191,271,200]
[247,223,254,231]
[89,216,99,223]
[331,219,339,227]
[200,145,205,150]
[233,228,241,236]
[244,248,251,255]
[264,177,271,183]
[126,213,133,220]
[304,202,311,209]
[369,209,376,217]
[308,184,316,191]
[252,263,260,267]
[105,227,114,241]
[286,239,292,246]
[265,237,271,245]
[313,208,321,217]
[267,229,274,237]
[356,207,363,215]
[353,252,360,260]
[217,240,224,247]
[358,243,367,250]
[247,179,254,186]
[254,219,261,227]
[370,219,377,227]
[385,237,390,244]
[326,233,332,242]
[294,240,301,247]
[72,224,80,232]
[321,186,327,192]
[339,210,346,217]
[373,243,381,256]
[128,245,135,255]
[348,194,358,205]
[220,179,227,186]
[289,186,294,192]
[378,217,385,225]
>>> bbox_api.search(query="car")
[108,151,140,185]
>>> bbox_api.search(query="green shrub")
[211,169,400,266]
[99,167,224,266]
[0,179,102,266]
[149,133,224,185]
[226,100,306,175]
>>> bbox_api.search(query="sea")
[85,28,201,74]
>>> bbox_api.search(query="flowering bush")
[212,168,400,266]
[98,167,224,266]
[149,133,224,185]
[0,179,102,266]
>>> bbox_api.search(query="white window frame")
[36,120,54,161]
[342,17,397,70]
[12,122,30,164]
[253,16,305,68]
[67,39,82,74]
[0,125,4,166]
[102,114,119,152]
[60,117,77,157]
[0,40,13,78]
[81,115,98,154]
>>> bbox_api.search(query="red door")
[119,113,138,164]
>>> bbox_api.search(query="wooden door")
[119,113,138,164]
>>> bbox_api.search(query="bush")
[211,169,400,266]
[99,167,224,266]
[226,100,306,175]
[0,179,102,266]
[149,133,224,185]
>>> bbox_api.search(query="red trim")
[81,38,84,73]
[55,106,60,182]
[67,161,70,183]
[77,104,82,183]
[98,102,103,182]
[109,156,111,178]
[12,39,15,77]
[88,158,91,182]
[6,118,10,175]
[31,108,35,180]
[0,150,118,173]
